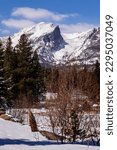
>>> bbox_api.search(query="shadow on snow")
[0,138,60,146]
[0,138,99,146]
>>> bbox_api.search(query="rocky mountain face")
[1,22,100,66]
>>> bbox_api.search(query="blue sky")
[0,0,100,36]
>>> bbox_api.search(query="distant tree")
[31,50,45,101]
[43,67,59,92]
[94,60,100,85]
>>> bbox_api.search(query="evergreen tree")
[10,48,20,103]
[15,34,44,105]
[94,60,100,85]
[15,34,33,102]
[4,37,13,76]
[4,37,15,107]
[31,50,45,101]
[0,40,7,108]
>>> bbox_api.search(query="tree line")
[0,33,100,109]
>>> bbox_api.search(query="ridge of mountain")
[1,22,100,66]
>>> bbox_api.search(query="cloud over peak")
[60,23,98,33]
[1,7,98,35]
[2,19,36,29]
[12,7,78,21]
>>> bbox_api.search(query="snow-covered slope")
[55,28,100,65]
[1,22,100,66]
[0,118,99,150]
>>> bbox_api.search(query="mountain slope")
[1,22,100,66]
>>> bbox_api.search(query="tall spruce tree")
[15,34,44,105]
[4,37,13,76]
[16,34,33,103]
[11,48,20,102]
[4,37,14,107]
[0,40,7,108]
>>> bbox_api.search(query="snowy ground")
[0,118,99,150]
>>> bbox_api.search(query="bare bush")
[45,66,99,144]
[8,108,26,124]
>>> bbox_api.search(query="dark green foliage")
[0,40,7,108]
[15,34,34,97]
[15,34,45,105]
[94,60,100,84]
[30,50,45,101]
[11,48,20,101]
[0,35,45,108]
[4,37,16,107]
[4,37,14,76]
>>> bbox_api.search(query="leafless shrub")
[45,66,99,144]
[87,114,100,145]
[46,68,85,143]
[9,109,26,124]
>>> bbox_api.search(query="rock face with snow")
[1,22,100,66]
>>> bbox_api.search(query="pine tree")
[31,50,45,101]
[0,40,7,108]
[4,37,13,75]
[10,48,20,103]
[94,60,100,85]
[4,37,15,107]
[15,34,44,105]
[15,34,33,103]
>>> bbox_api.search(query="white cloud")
[59,23,98,33]
[12,7,78,21]
[0,7,98,35]
[2,19,36,29]
[1,19,98,34]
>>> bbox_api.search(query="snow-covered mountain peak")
[21,22,57,37]
[1,23,100,66]
[54,27,100,65]
[11,22,58,47]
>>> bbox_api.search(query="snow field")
[0,118,99,150]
